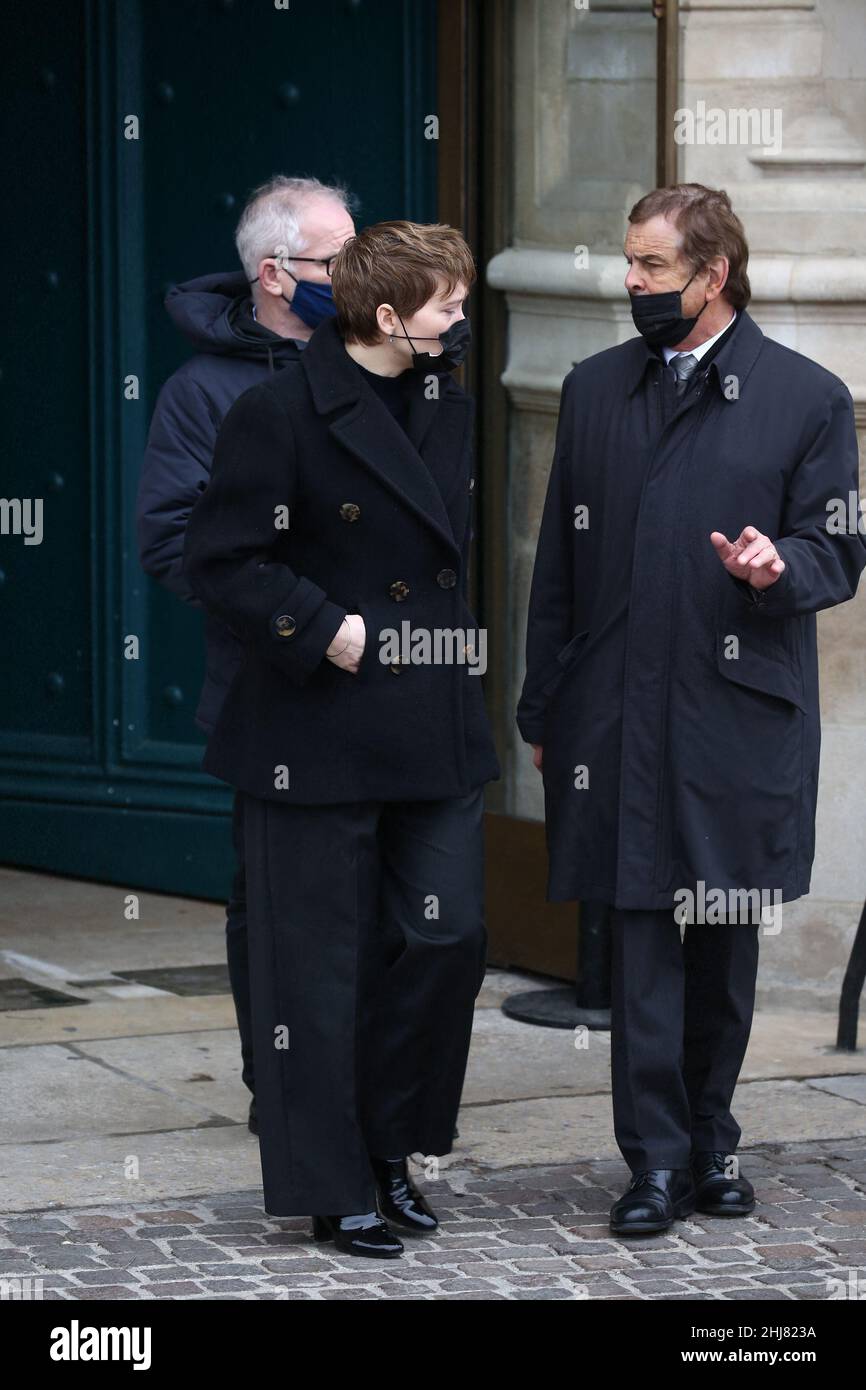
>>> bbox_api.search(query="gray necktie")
[670,351,699,399]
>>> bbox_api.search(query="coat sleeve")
[182,383,348,687]
[733,381,866,618]
[515,371,576,745]
[136,372,219,606]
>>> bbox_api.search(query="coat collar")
[300,314,466,553]
[624,306,764,402]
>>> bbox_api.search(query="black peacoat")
[516,309,866,909]
[183,313,501,803]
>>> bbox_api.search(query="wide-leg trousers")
[241,786,487,1216]
[225,792,254,1095]
[609,907,761,1171]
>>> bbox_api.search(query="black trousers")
[224,791,409,1100]
[610,907,760,1171]
[225,792,255,1095]
[240,787,487,1216]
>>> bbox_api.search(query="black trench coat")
[183,313,501,804]
[516,309,866,909]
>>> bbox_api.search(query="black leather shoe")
[311,1212,404,1258]
[371,1156,439,1234]
[609,1168,696,1235]
[247,1096,258,1135]
[691,1150,755,1215]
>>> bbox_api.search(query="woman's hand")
[326,614,367,674]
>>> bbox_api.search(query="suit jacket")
[183,313,501,803]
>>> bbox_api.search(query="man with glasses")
[137,175,356,1137]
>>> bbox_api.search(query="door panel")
[1,0,438,897]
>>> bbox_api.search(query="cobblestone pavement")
[2,1138,865,1301]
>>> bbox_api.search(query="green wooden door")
[0,0,438,898]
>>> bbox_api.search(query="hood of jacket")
[164,270,306,367]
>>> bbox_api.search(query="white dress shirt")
[662,309,737,365]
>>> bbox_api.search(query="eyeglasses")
[275,254,339,276]
[248,253,340,288]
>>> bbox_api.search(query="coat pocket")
[715,630,807,714]
[557,629,591,669]
[540,630,591,700]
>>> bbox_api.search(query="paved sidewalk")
[3,1141,866,1300]
[2,867,865,1301]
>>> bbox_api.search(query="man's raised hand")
[710,526,786,590]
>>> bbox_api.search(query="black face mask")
[393,312,472,371]
[629,268,709,348]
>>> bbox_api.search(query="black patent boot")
[311,1211,404,1258]
[371,1156,439,1234]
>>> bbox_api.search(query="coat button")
[389,661,403,674]
[469,477,475,492]
[389,580,410,602]
[339,502,361,521]
[436,568,457,589]
[274,614,296,637]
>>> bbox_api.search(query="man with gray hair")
[136,175,356,1135]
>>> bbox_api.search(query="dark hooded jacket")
[136,271,306,732]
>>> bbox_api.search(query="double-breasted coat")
[183,313,501,803]
[516,309,866,909]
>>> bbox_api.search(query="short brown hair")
[628,183,751,310]
[331,220,477,345]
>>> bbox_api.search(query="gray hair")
[234,175,357,282]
